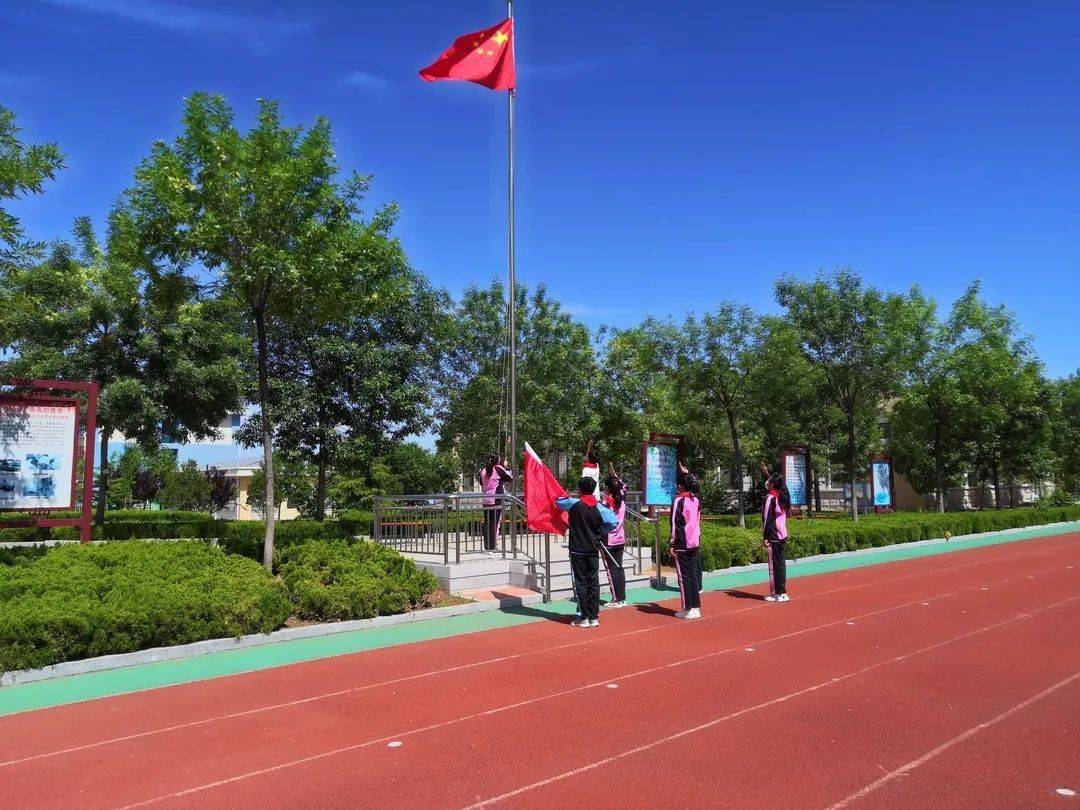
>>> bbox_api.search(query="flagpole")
[507,0,517,484]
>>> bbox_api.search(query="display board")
[641,434,683,508]
[782,445,810,508]
[870,455,894,511]
[0,397,78,510]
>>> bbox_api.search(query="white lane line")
[1,547,1060,770]
[460,597,1080,810]
[826,672,1080,809]
[114,593,1079,810]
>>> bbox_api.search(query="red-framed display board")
[868,453,895,514]
[0,379,99,542]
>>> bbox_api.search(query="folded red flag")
[523,442,569,535]
[419,18,516,91]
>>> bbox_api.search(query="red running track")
[1,532,1078,809]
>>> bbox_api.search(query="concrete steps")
[510,550,651,599]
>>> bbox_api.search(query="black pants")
[600,544,626,602]
[767,540,787,595]
[482,506,503,551]
[673,547,701,610]
[570,551,600,620]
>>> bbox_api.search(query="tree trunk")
[95,425,110,526]
[934,421,945,513]
[255,310,276,570]
[316,441,328,522]
[991,461,1002,510]
[725,405,745,529]
[848,411,859,522]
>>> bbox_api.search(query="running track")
[1,531,1078,808]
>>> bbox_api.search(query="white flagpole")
[507,0,517,481]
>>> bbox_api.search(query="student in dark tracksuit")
[670,471,703,620]
[601,464,629,607]
[762,473,791,602]
[557,477,619,628]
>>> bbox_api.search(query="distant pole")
[507,0,517,480]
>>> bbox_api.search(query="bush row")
[0,509,374,546]
[0,542,292,673]
[277,540,440,622]
[0,535,440,673]
[656,506,1080,571]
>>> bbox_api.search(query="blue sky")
[4,0,1078,395]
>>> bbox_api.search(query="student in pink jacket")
[762,473,791,602]
[670,469,703,620]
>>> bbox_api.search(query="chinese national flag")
[419,18,516,91]
[523,442,569,535]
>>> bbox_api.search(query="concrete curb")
[1,591,544,688]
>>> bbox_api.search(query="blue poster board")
[872,460,892,507]
[783,450,808,507]
[643,443,679,507]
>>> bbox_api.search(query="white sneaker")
[589,619,600,627]
[764,594,780,602]
[684,608,702,620]
[571,619,590,628]
[606,600,627,609]
[777,593,790,602]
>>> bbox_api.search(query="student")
[480,454,513,553]
[762,472,791,602]
[581,440,601,501]
[556,477,619,628]
[601,463,629,608]
[670,468,702,620]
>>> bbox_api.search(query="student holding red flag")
[557,478,619,628]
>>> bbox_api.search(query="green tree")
[1,214,243,522]
[239,254,449,520]
[438,281,599,474]
[676,304,764,527]
[0,105,64,269]
[1049,373,1080,497]
[383,443,457,495]
[775,269,934,520]
[596,318,683,479]
[949,288,1050,507]
[159,460,213,511]
[126,94,371,566]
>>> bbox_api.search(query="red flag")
[419,18,515,91]
[523,442,569,535]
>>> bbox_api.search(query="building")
[212,456,302,521]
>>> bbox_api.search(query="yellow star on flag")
[493,30,508,46]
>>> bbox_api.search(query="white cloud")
[37,0,312,38]
[341,70,392,95]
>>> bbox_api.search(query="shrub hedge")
[0,509,374,547]
[0,542,291,673]
[656,506,1080,571]
[276,540,440,622]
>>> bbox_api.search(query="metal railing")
[373,492,554,599]
[373,492,663,602]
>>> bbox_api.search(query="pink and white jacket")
[480,464,513,507]
[603,496,627,546]
[762,490,788,541]
[670,493,701,550]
